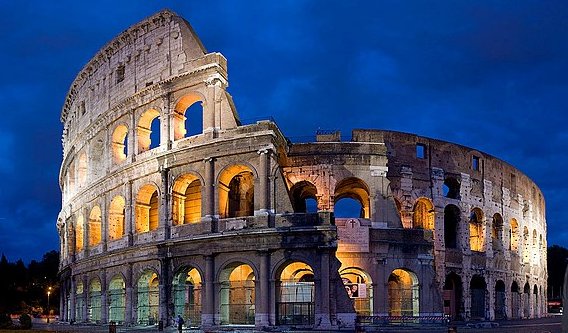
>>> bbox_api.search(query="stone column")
[203,158,217,232]
[101,193,108,252]
[316,250,332,329]
[82,275,89,322]
[101,270,108,323]
[83,206,90,257]
[256,149,270,215]
[69,278,76,322]
[125,263,134,325]
[202,255,215,327]
[256,251,270,327]
[160,168,171,240]
[128,110,136,163]
[125,181,134,246]
[159,258,170,325]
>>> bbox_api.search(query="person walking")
[177,315,184,333]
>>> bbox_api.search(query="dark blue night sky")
[0,1,567,263]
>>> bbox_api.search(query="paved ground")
[29,316,562,333]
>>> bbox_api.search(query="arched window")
[218,165,254,218]
[88,206,102,247]
[136,184,159,233]
[172,174,202,225]
[444,205,460,249]
[290,181,318,213]
[443,272,462,320]
[443,177,460,199]
[173,267,202,325]
[219,263,255,325]
[77,152,88,187]
[388,269,419,316]
[469,208,484,252]
[75,281,84,322]
[340,267,373,315]
[523,282,530,318]
[510,218,519,252]
[412,198,434,230]
[511,281,520,319]
[491,213,503,251]
[137,109,160,153]
[112,125,128,163]
[495,280,506,319]
[88,278,102,322]
[173,94,205,140]
[108,196,125,241]
[137,271,159,325]
[108,275,126,323]
[334,177,370,218]
[75,215,84,252]
[277,262,315,325]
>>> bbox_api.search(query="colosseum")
[56,10,547,330]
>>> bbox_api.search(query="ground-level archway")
[276,261,315,326]
[495,280,506,320]
[173,267,202,326]
[511,282,520,319]
[340,267,373,315]
[108,275,126,324]
[137,271,159,325]
[470,275,486,319]
[443,272,462,320]
[219,263,255,325]
[388,268,419,316]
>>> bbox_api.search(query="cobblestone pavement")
[30,316,562,333]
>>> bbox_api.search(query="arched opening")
[495,280,506,319]
[75,281,84,322]
[523,227,530,263]
[136,184,159,233]
[137,271,159,325]
[491,213,504,252]
[88,278,102,323]
[469,208,484,252]
[444,205,460,249]
[470,275,486,319]
[443,272,462,320]
[109,275,126,324]
[108,196,125,241]
[443,177,460,199]
[388,269,419,316]
[88,206,102,247]
[523,282,530,318]
[174,94,205,140]
[412,198,434,229]
[75,215,84,252]
[510,218,519,251]
[277,262,315,325]
[533,285,538,318]
[66,223,74,258]
[172,174,202,225]
[334,177,370,218]
[173,267,202,326]
[219,263,255,325]
[511,281,520,319]
[77,152,88,187]
[67,163,76,195]
[340,267,373,315]
[218,165,254,218]
[137,109,160,153]
[289,181,318,213]
[112,125,128,163]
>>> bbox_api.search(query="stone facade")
[57,10,547,330]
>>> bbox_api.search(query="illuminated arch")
[88,278,102,322]
[469,208,485,252]
[173,93,205,140]
[136,184,159,233]
[334,177,370,218]
[172,173,202,225]
[137,108,160,153]
[108,196,125,241]
[75,280,85,322]
[112,125,128,163]
[219,262,255,325]
[491,213,504,251]
[510,218,519,251]
[388,268,419,316]
[218,164,255,218]
[277,261,315,325]
[75,214,84,252]
[173,266,202,325]
[108,275,126,323]
[412,197,434,230]
[290,180,318,213]
[340,266,373,315]
[137,270,160,325]
[88,206,102,247]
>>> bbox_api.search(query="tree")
[547,245,568,299]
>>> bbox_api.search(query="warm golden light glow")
[88,206,102,247]
[334,177,370,218]
[469,208,484,252]
[218,165,254,218]
[136,184,159,233]
[172,174,202,225]
[137,109,160,153]
[173,93,204,140]
[112,125,128,163]
[109,196,126,240]
[412,197,434,230]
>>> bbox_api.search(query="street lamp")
[47,287,52,324]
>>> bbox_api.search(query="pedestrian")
[177,314,184,333]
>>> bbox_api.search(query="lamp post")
[47,287,51,324]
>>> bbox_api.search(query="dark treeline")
[548,245,568,300]
[0,250,59,315]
